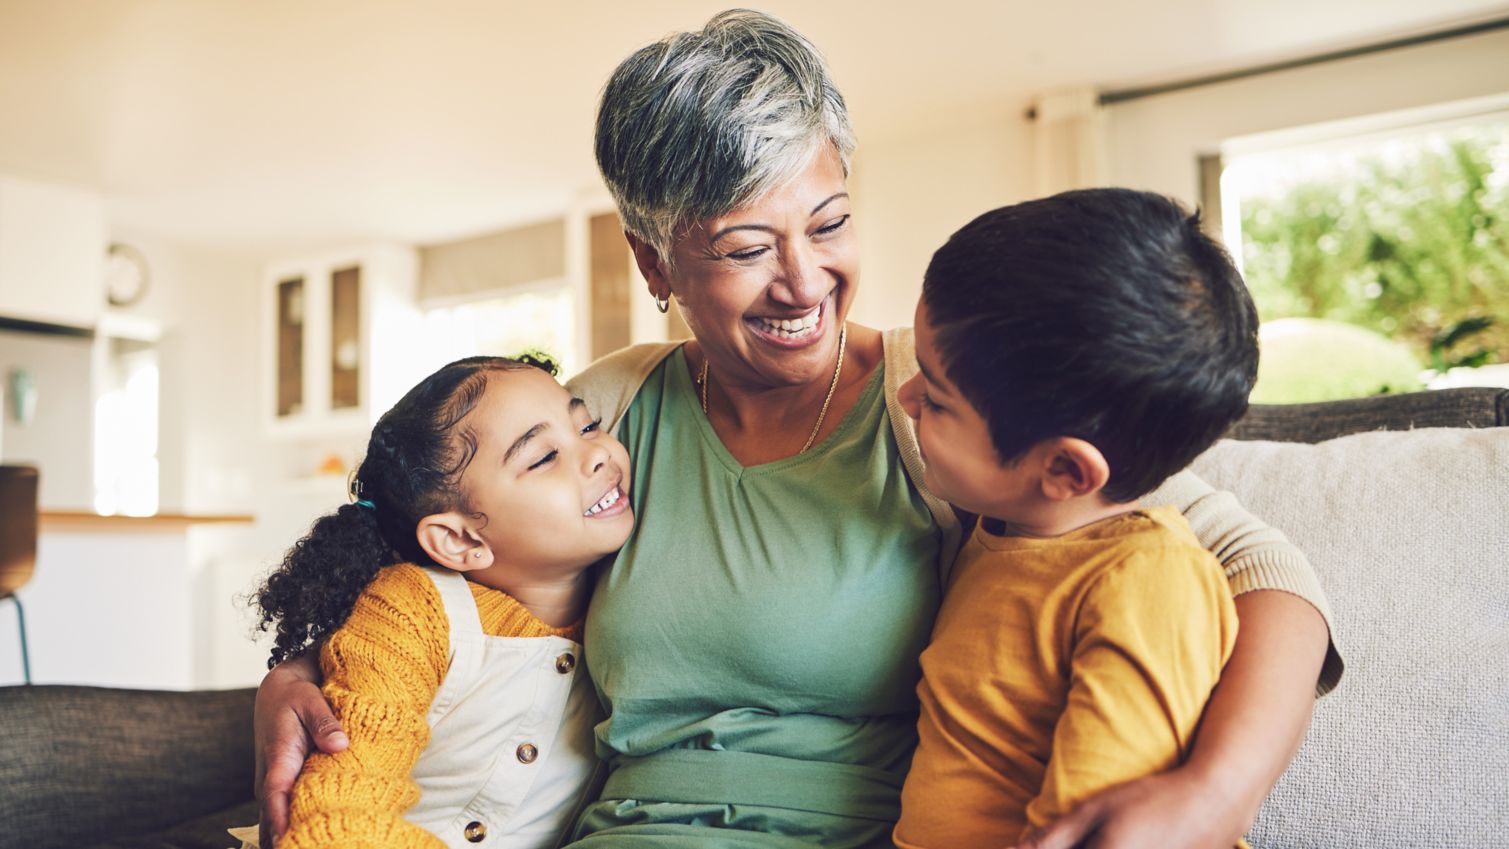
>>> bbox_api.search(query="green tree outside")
[1236,123,1509,382]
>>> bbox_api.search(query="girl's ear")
[416,512,493,572]
[1038,437,1111,502]
[624,231,671,302]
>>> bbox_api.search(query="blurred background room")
[0,0,1505,690]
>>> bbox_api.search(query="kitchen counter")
[1,510,260,689]
[39,511,255,531]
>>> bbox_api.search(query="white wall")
[99,232,297,687]
[107,231,266,515]
[1104,28,1509,206]
[0,330,94,508]
[848,111,1036,331]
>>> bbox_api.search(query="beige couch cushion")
[1190,427,1509,848]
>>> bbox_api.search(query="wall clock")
[105,242,150,307]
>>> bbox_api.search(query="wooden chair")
[0,465,38,684]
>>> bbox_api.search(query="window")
[419,287,578,378]
[93,337,159,516]
[1216,97,1509,402]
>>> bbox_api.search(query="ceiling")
[2,0,1505,251]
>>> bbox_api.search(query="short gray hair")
[595,9,857,262]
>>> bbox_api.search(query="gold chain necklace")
[699,325,847,455]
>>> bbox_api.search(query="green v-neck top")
[573,348,941,846]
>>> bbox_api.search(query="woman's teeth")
[754,312,819,339]
[585,486,622,516]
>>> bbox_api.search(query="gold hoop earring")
[654,293,670,314]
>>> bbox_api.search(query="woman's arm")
[1015,590,1328,849]
[254,652,346,847]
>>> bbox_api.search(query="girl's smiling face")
[452,367,633,588]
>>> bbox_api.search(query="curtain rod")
[1097,16,1509,106]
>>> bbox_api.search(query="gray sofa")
[2,387,1505,849]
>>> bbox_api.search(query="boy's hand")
[1011,766,1244,849]
[254,655,347,847]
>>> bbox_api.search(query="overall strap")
[422,568,484,637]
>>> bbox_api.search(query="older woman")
[256,10,1340,848]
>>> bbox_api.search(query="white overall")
[408,569,601,849]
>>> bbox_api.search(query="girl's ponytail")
[252,353,559,668]
[255,501,397,667]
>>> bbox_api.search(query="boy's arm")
[276,566,449,849]
[1024,549,1238,841]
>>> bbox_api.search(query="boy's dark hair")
[922,188,1258,502]
[253,352,558,667]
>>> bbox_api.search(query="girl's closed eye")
[581,418,603,436]
[528,449,558,471]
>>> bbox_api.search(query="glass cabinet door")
[330,266,361,411]
[276,277,304,417]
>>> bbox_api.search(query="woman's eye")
[581,418,602,436]
[528,450,558,471]
[816,214,850,235]
[727,246,768,261]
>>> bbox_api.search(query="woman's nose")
[773,242,825,307]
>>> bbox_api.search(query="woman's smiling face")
[639,145,858,392]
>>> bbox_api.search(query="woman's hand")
[254,652,347,847]
[1011,766,1243,849]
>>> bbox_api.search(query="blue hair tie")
[355,499,376,510]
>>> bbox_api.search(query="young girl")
[236,354,633,849]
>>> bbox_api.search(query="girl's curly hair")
[253,352,558,667]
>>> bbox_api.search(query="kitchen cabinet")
[0,177,106,329]
[263,244,423,436]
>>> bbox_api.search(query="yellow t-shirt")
[895,505,1240,848]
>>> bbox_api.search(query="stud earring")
[472,551,483,559]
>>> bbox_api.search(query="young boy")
[893,188,1258,848]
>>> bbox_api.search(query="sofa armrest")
[0,685,255,849]
[1228,387,1509,443]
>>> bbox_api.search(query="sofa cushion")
[0,685,256,849]
[81,799,258,849]
[1190,427,1509,847]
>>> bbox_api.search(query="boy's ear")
[1038,437,1110,502]
[624,231,671,302]
[416,512,493,572]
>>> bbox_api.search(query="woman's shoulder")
[566,342,683,431]
[880,326,917,379]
